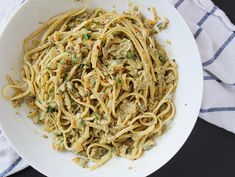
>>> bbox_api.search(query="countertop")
[11,0,235,176]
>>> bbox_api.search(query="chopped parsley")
[46,65,50,69]
[47,105,56,113]
[127,51,133,59]
[133,6,139,11]
[157,22,165,30]
[159,54,166,63]
[83,33,91,40]
[49,88,54,94]
[86,62,91,68]
[79,63,85,68]
[116,78,123,85]
[80,62,91,69]
[61,60,66,65]
[72,55,78,65]
[43,135,48,139]
[94,113,100,120]
[112,31,120,35]
[64,73,68,80]
[94,21,99,25]
[79,119,85,126]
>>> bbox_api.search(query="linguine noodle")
[3,8,178,169]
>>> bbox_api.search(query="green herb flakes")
[47,105,55,113]
[49,88,54,94]
[79,63,85,68]
[72,55,78,65]
[159,54,166,63]
[86,62,91,68]
[127,51,133,59]
[133,6,139,11]
[64,73,68,80]
[94,21,99,25]
[116,78,123,85]
[158,23,164,30]
[94,113,100,120]
[79,119,85,126]
[61,60,66,65]
[112,31,120,35]
[43,135,48,139]
[83,33,91,40]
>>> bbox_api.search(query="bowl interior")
[0,0,203,177]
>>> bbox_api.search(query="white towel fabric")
[172,0,235,134]
[1,0,235,176]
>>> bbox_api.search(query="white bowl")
[0,0,203,177]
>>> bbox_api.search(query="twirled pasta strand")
[3,8,178,169]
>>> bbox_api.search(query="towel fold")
[172,0,235,133]
[1,0,235,176]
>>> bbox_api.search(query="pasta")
[3,7,178,169]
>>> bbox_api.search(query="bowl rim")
[0,0,203,176]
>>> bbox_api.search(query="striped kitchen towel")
[172,0,235,133]
[1,0,235,176]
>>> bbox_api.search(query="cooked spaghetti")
[3,8,178,169]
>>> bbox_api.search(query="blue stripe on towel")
[21,0,26,4]
[203,70,235,86]
[197,6,218,26]
[174,0,184,8]
[204,75,218,81]
[194,27,203,39]
[194,6,217,39]
[203,32,235,66]
[0,157,22,177]
[200,107,235,113]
